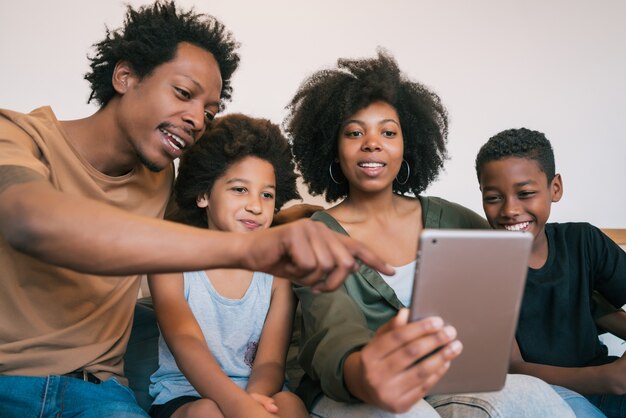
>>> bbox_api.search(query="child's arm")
[592,291,626,340]
[510,339,626,395]
[149,273,275,417]
[596,310,626,341]
[246,277,296,398]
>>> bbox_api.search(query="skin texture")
[0,42,393,292]
[151,156,307,418]
[479,156,626,396]
[322,101,463,413]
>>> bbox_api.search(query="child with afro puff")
[148,114,308,418]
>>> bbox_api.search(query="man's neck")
[60,102,138,177]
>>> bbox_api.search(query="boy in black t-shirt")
[475,128,626,418]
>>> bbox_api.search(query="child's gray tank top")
[149,270,273,405]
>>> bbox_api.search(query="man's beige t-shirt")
[0,106,174,382]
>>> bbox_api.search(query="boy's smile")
[479,157,562,249]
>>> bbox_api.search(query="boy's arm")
[510,339,626,395]
[246,277,296,397]
[149,273,272,417]
[596,310,626,341]
[0,169,392,288]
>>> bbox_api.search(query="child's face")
[479,157,562,242]
[337,101,404,194]
[197,156,276,233]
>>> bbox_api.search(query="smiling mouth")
[240,220,261,229]
[503,221,530,231]
[159,128,186,151]
[358,162,385,168]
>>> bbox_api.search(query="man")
[0,2,391,416]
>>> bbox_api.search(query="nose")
[501,196,521,218]
[245,195,262,215]
[361,133,382,152]
[182,101,206,137]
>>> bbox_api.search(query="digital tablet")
[409,229,532,395]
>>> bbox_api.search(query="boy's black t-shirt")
[516,222,626,367]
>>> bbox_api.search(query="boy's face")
[116,42,222,172]
[479,157,562,242]
[197,156,276,233]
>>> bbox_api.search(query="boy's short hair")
[173,114,301,228]
[475,128,556,184]
[85,0,239,108]
[284,49,448,203]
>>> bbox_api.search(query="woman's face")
[337,101,404,195]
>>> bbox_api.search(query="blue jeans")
[551,385,606,418]
[0,375,148,418]
[587,393,626,418]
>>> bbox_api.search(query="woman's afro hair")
[284,49,448,202]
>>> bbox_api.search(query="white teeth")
[504,222,530,231]
[160,129,185,149]
[359,162,384,168]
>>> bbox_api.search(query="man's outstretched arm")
[0,166,393,290]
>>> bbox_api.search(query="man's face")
[117,42,222,172]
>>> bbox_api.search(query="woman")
[284,50,575,418]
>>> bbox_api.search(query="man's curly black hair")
[85,1,240,108]
[283,49,448,203]
[173,114,301,228]
[475,128,555,185]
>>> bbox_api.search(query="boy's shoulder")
[546,221,600,237]
[546,222,618,255]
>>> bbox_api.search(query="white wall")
[1,0,624,227]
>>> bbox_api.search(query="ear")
[111,61,137,95]
[196,193,209,208]
[550,173,563,203]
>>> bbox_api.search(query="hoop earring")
[329,162,342,185]
[395,159,410,185]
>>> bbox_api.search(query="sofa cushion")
[124,297,159,412]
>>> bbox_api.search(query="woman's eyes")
[262,192,275,199]
[344,130,363,138]
[204,111,215,123]
[343,129,397,138]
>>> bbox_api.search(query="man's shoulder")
[0,106,59,142]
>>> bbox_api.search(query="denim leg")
[587,393,626,418]
[59,377,148,418]
[0,375,147,418]
[0,375,53,417]
[550,385,606,418]
[426,374,576,418]
[310,395,441,418]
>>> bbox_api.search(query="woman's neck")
[336,188,405,222]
